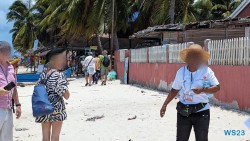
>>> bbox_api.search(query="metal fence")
[130,48,148,63]
[148,46,167,63]
[168,43,188,63]
[208,37,250,66]
[119,49,126,62]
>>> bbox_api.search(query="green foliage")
[7,0,244,52]
[7,0,35,54]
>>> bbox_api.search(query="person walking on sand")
[36,48,70,141]
[160,44,220,141]
[0,41,21,141]
[100,50,110,85]
[81,52,95,86]
[93,53,101,84]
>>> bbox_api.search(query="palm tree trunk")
[96,34,103,53]
[112,0,119,51]
[169,0,175,24]
[113,32,119,50]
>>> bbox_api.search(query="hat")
[88,52,93,56]
[46,48,66,64]
[180,44,210,63]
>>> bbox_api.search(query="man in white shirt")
[160,44,220,141]
[81,52,95,86]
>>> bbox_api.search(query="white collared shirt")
[172,65,220,111]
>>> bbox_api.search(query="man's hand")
[160,105,167,118]
[0,87,9,96]
[192,88,203,94]
[16,106,21,119]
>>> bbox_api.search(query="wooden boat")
[17,68,72,83]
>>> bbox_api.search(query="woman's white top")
[81,56,95,67]
[172,65,220,111]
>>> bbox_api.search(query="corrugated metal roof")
[229,0,250,18]
[131,17,250,38]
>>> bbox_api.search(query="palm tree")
[176,0,197,23]
[36,0,131,51]
[35,0,72,46]
[75,0,127,51]
[7,0,36,54]
[211,0,243,19]
[169,0,175,24]
[12,0,241,54]
[130,0,196,31]
[192,0,213,21]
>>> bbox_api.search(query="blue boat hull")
[17,68,72,82]
[17,73,40,82]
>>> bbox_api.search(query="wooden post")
[110,0,115,70]
[204,39,211,51]
[187,42,194,47]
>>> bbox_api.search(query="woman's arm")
[63,90,70,100]
[12,88,21,119]
[193,85,220,94]
[162,88,180,107]
[160,88,180,117]
[203,85,220,93]
[12,88,20,105]
[160,68,182,117]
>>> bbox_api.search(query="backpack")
[32,72,55,117]
[102,56,110,67]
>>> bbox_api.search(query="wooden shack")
[130,18,250,47]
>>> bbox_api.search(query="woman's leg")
[42,122,52,141]
[85,70,89,86]
[193,110,210,141]
[92,73,95,83]
[100,69,105,85]
[96,70,100,84]
[176,113,192,141]
[104,69,108,85]
[85,75,88,84]
[89,74,93,86]
[51,121,63,141]
[0,109,13,141]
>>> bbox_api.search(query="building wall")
[238,4,250,18]
[115,51,250,110]
[162,28,246,46]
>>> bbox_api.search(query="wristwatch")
[16,104,21,107]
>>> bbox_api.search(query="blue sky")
[0,0,15,47]
[0,0,35,56]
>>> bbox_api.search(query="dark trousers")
[176,109,210,141]
[93,70,100,83]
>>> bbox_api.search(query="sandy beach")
[13,78,250,141]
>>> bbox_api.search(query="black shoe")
[85,83,89,86]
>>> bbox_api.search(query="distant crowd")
[80,50,111,86]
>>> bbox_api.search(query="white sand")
[13,79,250,141]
